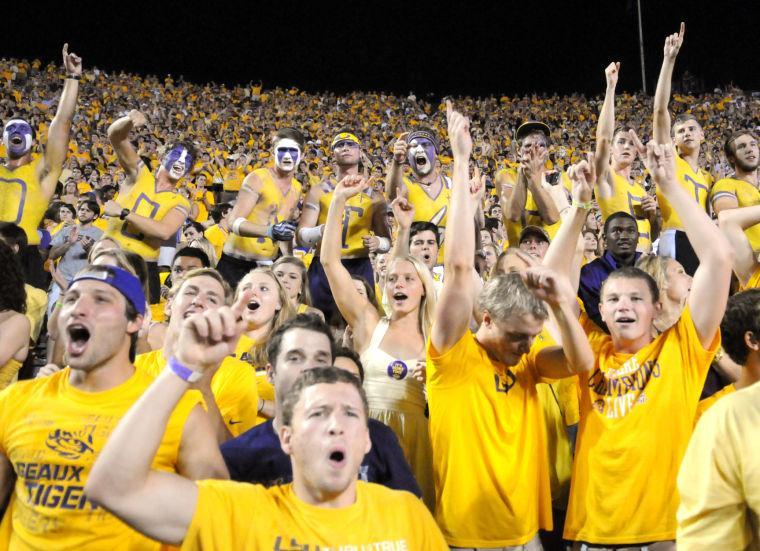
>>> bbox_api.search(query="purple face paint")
[274,138,301,171]
[407,137,437,176]
[162,146,193,179]
[3,119,34,158]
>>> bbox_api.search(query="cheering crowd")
[0,22,758,550]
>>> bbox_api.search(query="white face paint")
[162,146,193,181]
[407,138,436,176]
[3,119,34,158]
[274,138,302,172]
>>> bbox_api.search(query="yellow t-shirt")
[745,266,760,290]
[404,175,451,264]
[135,349,258,437]
[564,307,719,544]
[0,157,49,245]
[191,190,215,224]
[203,224,228,261]
[105,164,190,261]
[222,166,246,192]
[0,367,199,550]
[426,331,552,547]
[597,170,652,251]
[504,172,572,246]
[181,480,447,550]
[223,168,301,260]
[677,380,760,549]
[658,155,713,231]
[694,383,735,426]
[710,177,760,250]
[24,284,47,343]
[316,180,376,258]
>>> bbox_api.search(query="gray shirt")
[50,224,103,282]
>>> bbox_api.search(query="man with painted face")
[594,61,661,252]
[578,212,642,330]
[219,128,303,288]
[297,130,390,323]
[653,23,713,276]
[104,109,195,303]
[0,44,81,256]
[386,127,450,265]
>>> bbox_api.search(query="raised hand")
[521,265,573,307]
[175,290,250,373]
[521,144,546,184]
[567,152,596,203]
[62,43,82,77]
[362,235,381,253]
[392,132,409,163]
[469,166,487,204]
[663,22,685,60]
[334,174,368,201]
[641,194,658,216]
[605,62,620,89]
[446,100,472,160]
[628,129,648,159]
[128,109,148,129]
[643,141,677,188]
[390,196,415,229]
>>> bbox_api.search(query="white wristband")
[298,225,324,246]
[376,236,391,253]
[231,217,247,236]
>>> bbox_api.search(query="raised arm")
[524,147,560,225]
[41,44,82,196]
[385,133,410,200]
[506,169,528,223]
[86,295,248,545]
[717,204,760,287]
[107,110,147,184]
[594,62,619,199]
[319,175,379,341]
[389,196,415,259]
[430,101,476,353]
[653,23,685,144]
[644,140,732,346]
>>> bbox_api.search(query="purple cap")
[70,265,146,316]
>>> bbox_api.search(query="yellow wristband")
[572,200,593,210]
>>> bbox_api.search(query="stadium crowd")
[0,22,758,550]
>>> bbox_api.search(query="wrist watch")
[119,208,131,220]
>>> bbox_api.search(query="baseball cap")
[519,225,550,244]
[70,265,147,316]
[514,121,551,144]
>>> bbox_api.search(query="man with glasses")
[297,130,390,323]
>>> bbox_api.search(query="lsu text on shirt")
[180,480,447,550]
[0,367,199,550]
[564,307,719,544]
[426,331,552,547]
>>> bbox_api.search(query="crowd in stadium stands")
[0,22,758,550]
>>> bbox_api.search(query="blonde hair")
[635,254,669,298]
[387,255,437,342]
[188,237,218,268]
[235,267,295,369]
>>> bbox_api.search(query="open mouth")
[615,317,635,325]
[247,299,260,311]
[393,292,408,302]
[415,154,428,167]
[328,448,346,468]
[66,324,91,356]
[10,135,23,146]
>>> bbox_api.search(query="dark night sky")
[3,1,758,98]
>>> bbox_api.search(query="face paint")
[162,146,193,180]
[274,138,301,172]
[406,137,437,176]
[3,119,34,159]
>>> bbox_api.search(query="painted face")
[409,229,439,270]
[274,138,302,172]
[406,138,437,176]
[238,272,283,330]
[162,146,193,180]
[3,119,33,158]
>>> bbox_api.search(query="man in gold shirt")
[0,44,81,281]
[0,265,226,550]
[428,102,594,548]
[104,109,196,303]
[677,289,760,549]
[85,294,447,548]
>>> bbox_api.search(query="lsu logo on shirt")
[45,426,95,460]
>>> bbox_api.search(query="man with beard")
[653,22,713,275]
[710,131,760,248]
[386,127,451,265]
[297,130,390,322]
[578,212,641,330]
[0,44,81,268]
[219,128,303,288]
[104,110,196,303]
[594,61,660,252]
